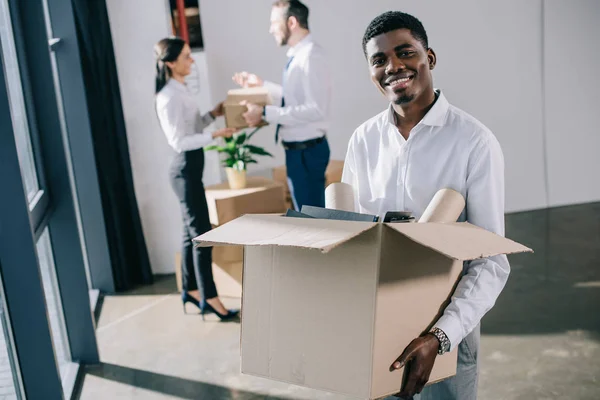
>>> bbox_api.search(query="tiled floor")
[76,203,600,399]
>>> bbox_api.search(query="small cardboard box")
[224,87,272,129]
[194,214,531,399]
[273,160,345,209]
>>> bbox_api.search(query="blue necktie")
[275,56,294,144]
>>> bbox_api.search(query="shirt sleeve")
[263,80,283,106]
[434,134,510,351]
[157,94,215,153]
[341,135,360,213]
[264,52,330,126]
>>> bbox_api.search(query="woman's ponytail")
[154,37,186,94]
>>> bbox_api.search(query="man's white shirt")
[263,34,331,142]
[342,91,509,350]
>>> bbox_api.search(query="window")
[168,0,204,49]
[0,1,40,205]
[36,229,71,385]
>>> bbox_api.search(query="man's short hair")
[362,11,429,56]
[273,0,310,30]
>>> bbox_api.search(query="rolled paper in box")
[325,182,355,212]
[419,188,465,223]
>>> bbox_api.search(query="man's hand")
[211,127,238,139]
[210,101,225,118]
[241,101,264,127]
[390,334,439,399]
[232,71,264,88]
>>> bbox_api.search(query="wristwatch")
[429,327,451,355]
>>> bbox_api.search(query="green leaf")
[225,139,237,151]
[235,132,247,145]
[205,145,227,153]
[245,145,273,157]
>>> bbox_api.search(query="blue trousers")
[284,138,330,211]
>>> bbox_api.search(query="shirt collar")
[385,89,450,129]
[168,78,188,93]
[286,33,313,58]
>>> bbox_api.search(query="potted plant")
[205,127,273,189]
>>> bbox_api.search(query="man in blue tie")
[233,0,331,211]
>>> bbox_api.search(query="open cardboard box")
[194,214,531,399]
[224,87,272,129]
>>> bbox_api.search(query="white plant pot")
[225,168,247,189]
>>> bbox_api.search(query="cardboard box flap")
[385,222,532,260]
[193,214,377,253]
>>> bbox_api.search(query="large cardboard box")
[205,177,286,226]
[195,214,531,399]
[224,87,272,129]
[273,160,345,209]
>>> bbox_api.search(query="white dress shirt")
[263,34,331,142]
[342,91,509,351]
[155,79,215,153]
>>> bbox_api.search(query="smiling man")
[342,11,509,400]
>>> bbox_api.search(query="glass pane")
[36,229,71,385]
[0,0,40,204]
[0,278,23,399]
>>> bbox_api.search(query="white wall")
[544,0,600,207]
[107,0,599,273]
[200,0,551,213]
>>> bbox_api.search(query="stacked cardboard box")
[175,177,286,297]
[273,160,344,209]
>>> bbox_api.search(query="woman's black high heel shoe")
[200,300,239,321]
[182,291,201,314]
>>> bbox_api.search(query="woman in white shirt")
[154,37,238,321]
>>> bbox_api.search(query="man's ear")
[427,48,437,70]
[287,15,299,30]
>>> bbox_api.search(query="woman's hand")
[212,127,237,139]
[210,101,225,118]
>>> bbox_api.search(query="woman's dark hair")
[154,37,186,94]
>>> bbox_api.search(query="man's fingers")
[415,370,431,394]
[398,367,420,399]
[390,341,419,371]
